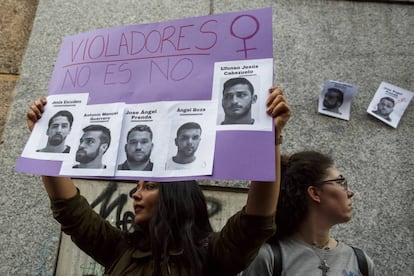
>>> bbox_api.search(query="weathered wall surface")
[0,0,413,275]
[0,0,38,143]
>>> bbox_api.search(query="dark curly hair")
[268,151,334,243]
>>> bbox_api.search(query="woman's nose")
[131,188,141,200]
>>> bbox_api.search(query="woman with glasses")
[240,151,376,276]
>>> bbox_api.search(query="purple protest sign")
[52,8,273,103]
[16,7,275,181]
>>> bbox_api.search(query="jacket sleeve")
[208,207,276,276]
[51,189,124,267]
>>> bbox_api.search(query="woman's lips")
[134,204,144,213]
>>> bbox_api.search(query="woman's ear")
[307,186,321,203]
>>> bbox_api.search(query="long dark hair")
[127,180,213,276]
[268,151,333,243]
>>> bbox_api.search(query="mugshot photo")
[72,124,111,169]
[36,110,74,154]
[59,102,125,177]
[165,121,205,170]
[117,124,155,171]
[115,102,165,177]
[218,77,258,126]
[367,81,414,128]
[213,59,273,131]
[163,117,216,177]
[318,80,358,121]
[21,93,89,161]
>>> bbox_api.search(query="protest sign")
[16,7,275,181]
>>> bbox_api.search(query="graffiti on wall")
[54,180,246,275]
[88,181,224,232]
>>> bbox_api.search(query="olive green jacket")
[52,190,276,276]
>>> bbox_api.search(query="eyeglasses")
[316,176,348,190]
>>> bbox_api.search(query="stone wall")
[0,0,38,143]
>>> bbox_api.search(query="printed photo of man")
[73,124,111,169]
[165,122,203,170]
[118,125,154,171]
[37,110,73,153]
[372,96,395,122]
[322,87,344,114]
[221,77,257,125]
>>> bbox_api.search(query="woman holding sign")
[26,86,290,276]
